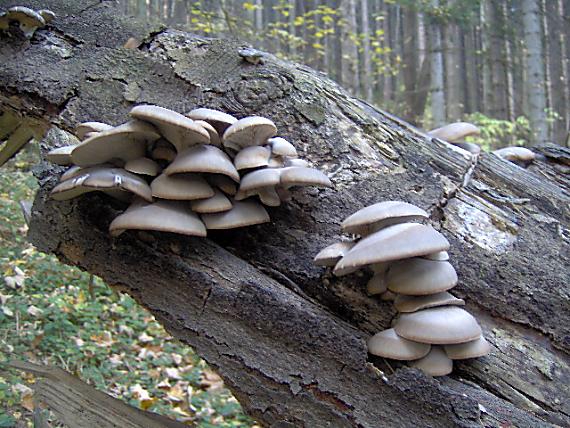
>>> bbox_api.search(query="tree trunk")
[401,6,419,124]
[1,1,569,427]
[360,0,373,102]
[340,0,360,95]
[428,3,446,127]
[522,0,549,145]
[443,9,463,122]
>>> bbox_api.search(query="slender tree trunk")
[401,6,419,124]
[428,2,445,127]
[522,0,549,145]
[545,0,568,144]
[462,26,479,115]
[340,0,360,95]
[361,0,373,102]
[443,2,463,122]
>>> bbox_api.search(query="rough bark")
[1,1,569,427]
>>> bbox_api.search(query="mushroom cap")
[207,174,238,195]
[280,167,332,189]
[51,167,153,202]
[394,307,482,345]
[410,346,453,377]
[394,292,465,313]
[38,9,56,23]
[124,157,161,176]
[151,146,177,162]
[444,336,491,360]
[71,120,160,167]
[165,145,240,182]
[386,258,458,296]
[201,200,270,229]
[234,146,270,170]
[341,201,429,235]
[422,251,449,261]
[186,108,238,135]
[283,158,310,168]
[109,200,207,237]
[130,105,210,152]
[367,328,431,360]
[60,165,83,181]
[267,137,298,157]
[151,173,214,201]
[75,122,113,140]
[6,7,45,37]
[428,122,480,143]
[367,273,387,295]
[190,189,233,213]
[333,223,450,276]
[314,241,355,267]
[47,145,75,165]
[194,120,221,147]
[257,187,281,206]
[239,168,282,194]
[223,116,277,149]
[493,146,536,162]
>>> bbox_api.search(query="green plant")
[464,112,531,151]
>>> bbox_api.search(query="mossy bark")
[1,1,569,427]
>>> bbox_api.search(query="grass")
[0,148,257,427]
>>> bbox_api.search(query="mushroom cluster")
[47,105,331,236]
[0,6,54,38]
[314,201,489,376]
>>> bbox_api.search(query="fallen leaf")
[27,305,43,317]
[164,367,181,380]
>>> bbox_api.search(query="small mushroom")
[314,241,355,267]
[410,346,453,377]
[75,122,114,140]
[394,307,482,345]
[186,108,238,136]
[202,200,270,229]
[267,137,298,157]
[3,7,45,38]
[151,173,214,201]
[394,292,465,313]
[333,223,450,276]
[386,258,458,296]
[493,147,536,164]
[367,273,388,295]
[46,145,75,166]
[109,199,207,237]
[124,157,161,177]
[280,167,332,189]
[234,146,271,171]
[341,201,429,236]
[367,328,431,360]
[428,122,480,143]
[51,167,153,202]
[71,120,160,167]
[444,336,491,359]
[223,116,277,149]
[165,145,240,182]
[283,158,310,168]
[238,168,281,196]
[151,146,177,162]
[190,189,232,214]
[37,9,55,24]
[194,120,221,147]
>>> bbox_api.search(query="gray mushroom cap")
[130,105,210,152]
[207,174,238,195]
[194,120,221,147]
[333,223,450,276]
[234,146,270,170]
[313,241,355,267]
[341,201,429,235]
[444,336,491,359]
[394,307,482,345]
[4,7,45,37]
[190,189,233,214]
[223,116,277,149]
[124,157,161,176]
[165,145,240,182]
[238,168,282,194]
[394,292,465,313]
[422,251,449,261]
[267,137,298,157]
[109,200,207,237]
[186,108,238,136]
[201,200,270,229]
[50,167,153,202]
[367,328,431,361]
[75,122,113,140]
[493,146,536,163]
[280,167,332,189]
[38,9,55,24]
[71,120,160,167]
[410,346,453,377]
[47,145,75,165]
[151,173,215,201]
[386,258,458,296]
[428,122,480,143]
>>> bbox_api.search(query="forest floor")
[0,147,257,427]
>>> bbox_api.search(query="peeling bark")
[1,1,569,427]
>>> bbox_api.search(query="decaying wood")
[1,1,568,427]
[7,360,187,428]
